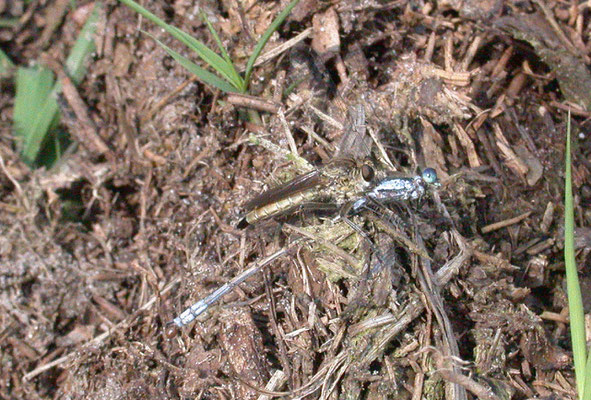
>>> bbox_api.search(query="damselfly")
[169,103,440,329]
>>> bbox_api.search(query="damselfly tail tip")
[237,217,249,229]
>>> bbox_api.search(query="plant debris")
[1,0,590,399]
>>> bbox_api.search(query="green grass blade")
[14,67,61,164]
[0,48,15,77]
[14,67,55,144]
[584,354,591,400]
[564,110,588,399]
[168,25,243,90]
[66,2,100,84]
[118,0,243,91]
[199,9,243,91]
[147,33,238,93]
[243,0,300,87]
[14,2,100,166]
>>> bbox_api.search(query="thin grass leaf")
[147,33,238,93]
[243,0,300,87]
[199,9,243,91]
[66,2,100,84]
[584,354,591,400]
[118,0,243,91]
[565,111,588,399]
[168,25,243,90]
[14,67,61,164]
[14,67,55,143]
[14,3,100,166]
[0,48,15,77]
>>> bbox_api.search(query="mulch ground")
[1,0,591,399]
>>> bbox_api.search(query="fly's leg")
[363,197,431,261]
[338,201,387,278]
[364,196,408,230]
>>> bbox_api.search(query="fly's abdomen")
[244,189,318,225]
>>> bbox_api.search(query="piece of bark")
[496,12,591,110]
[311,7,340,56]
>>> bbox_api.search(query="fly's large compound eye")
[422,168,438,184]
[361,164,375,181]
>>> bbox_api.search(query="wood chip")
[420,118,448,179]
[540,202,555,233]
[453,122,481,168]
[311,7,340,55]
[506,71,527,98]
[492,122,529,180]
[514,144,543,186]
[526,238,555,255]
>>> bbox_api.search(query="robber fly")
[237,104,439,228]
[170,104,439,329]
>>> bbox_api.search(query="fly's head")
[319,158,376,206]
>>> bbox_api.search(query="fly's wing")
[240,47,374,223]
[334,103,372,161]
[243,170,323,211]
[287,47,374,164]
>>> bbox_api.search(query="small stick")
[423,31,436,62]
[525,238,555,255]
[277,108,299,156]
[308,104,343,130]
[444,34,454,71]
[540,311,568,324]
[491,46,513,78]
[459,35,482,72]
[549,101,591,117]
[300,125,336,152]
[227,93,280,114]
[481,211,532,233]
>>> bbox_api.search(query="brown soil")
[1,0,591,399]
